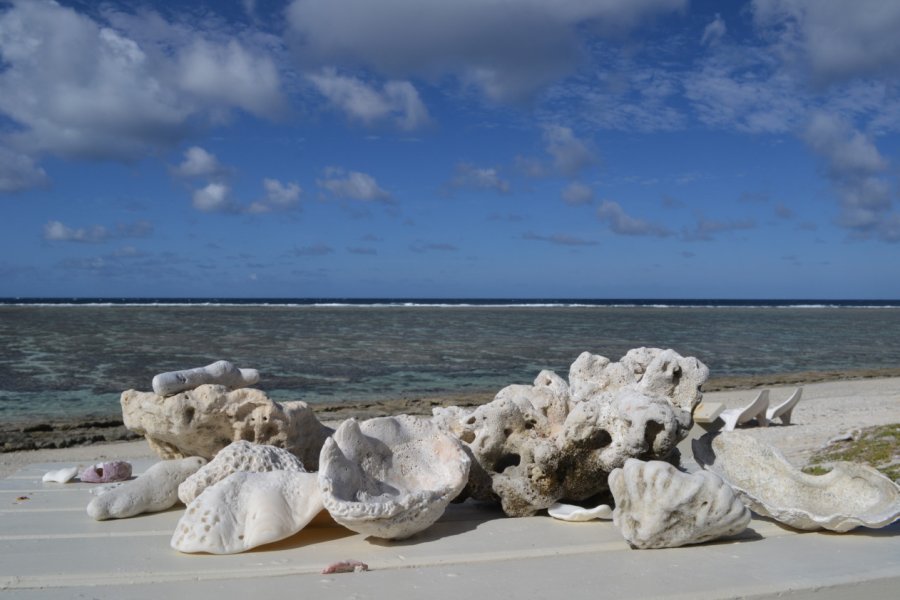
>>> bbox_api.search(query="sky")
[1,0,900,299]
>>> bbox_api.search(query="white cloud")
[542,125,597,177]
[701,13,726,46]
[316,167,392,202]
[561,182,594,206]
[446,163,510,194]
[682,216,757,242]
[308,69,429,130]
[42,219,152,243]
[247,178,302,213]
[801,112,897,241]
[172,146,226,179]
[596,200,672,237]
[0,147,47,192]
[522,231,598,246]
[44,221,109,243]
[0,0,285,189]
[192,182,233,212]
[286,0,687,103]
[752,0,900,84]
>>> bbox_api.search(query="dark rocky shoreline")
[4,367,900,453]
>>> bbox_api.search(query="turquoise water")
[1,304,899,422]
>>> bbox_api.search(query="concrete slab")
[1,461,898,599]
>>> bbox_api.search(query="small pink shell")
[321,560,369,574]
[80,461,133,483]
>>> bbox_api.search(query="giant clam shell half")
[609,458,750,549]
[318,415,471,540]
[693,431,900,532]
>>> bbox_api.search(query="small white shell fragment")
[42,467,78,484]
[172,470,322,554]
[547,502,613,522]
[86,457,206,520]
[178,440,307,504]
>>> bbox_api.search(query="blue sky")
[1,0,899,298]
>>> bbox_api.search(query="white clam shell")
[547,502,613,522]
[178,440,307,504]
[42,466,78,483]
[172,470,322,554]
[318,415,470,540]
[610,458,750,549]
[693,431,900,532]
[86,457,206,520]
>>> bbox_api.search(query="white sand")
[2,377,897,479]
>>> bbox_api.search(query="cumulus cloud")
[247,178,302,213]
[192,182,233,212]
[317,167,392,202]
[285,0,687,103]
[682,216,757,241]
[445,163,510,194]
[0,0,285,189]
[522,231,598,246]
[752,0,900,85]
[542,125,598,177]
[701,13,726,46]
[172,146,226,179]
[410,241,458,253]
[561,182,594,206]
[307,68,429,130]
[801,112,897,241]
[0,148,48,192]
[596,200,672,237]
[43,219,153,243]
[292,243,334,256]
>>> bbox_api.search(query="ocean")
[2,299,900,424]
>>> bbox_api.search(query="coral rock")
[79,461,133,483]
[610,458,750,549]
[693,431,900,532]
[318,415,470,540]
[86,457,206,520]
[433,348,709,517]
[152,360,259,396]
[172,470,322,554]
[178,441,307,504]
[120,385,332,469]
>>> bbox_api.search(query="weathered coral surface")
[80,461,132,483]
[152,360,259,396]
[178,441,308,504]
[172,470,322,554]
[318,415,471,540]
[121,385,333,469]
[433,348,709,517]
[87,457,206,520]
[693,431,900,532]
[610,458,750,549]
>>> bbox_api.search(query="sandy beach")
[2,375,897,478]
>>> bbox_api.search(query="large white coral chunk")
[610,458,750,549]
[178,440,307,504]
[318,415,470,540]
[693,431,900,532]
[87,457,206,520]
[172,470,322,554]
[432,348,710,517]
